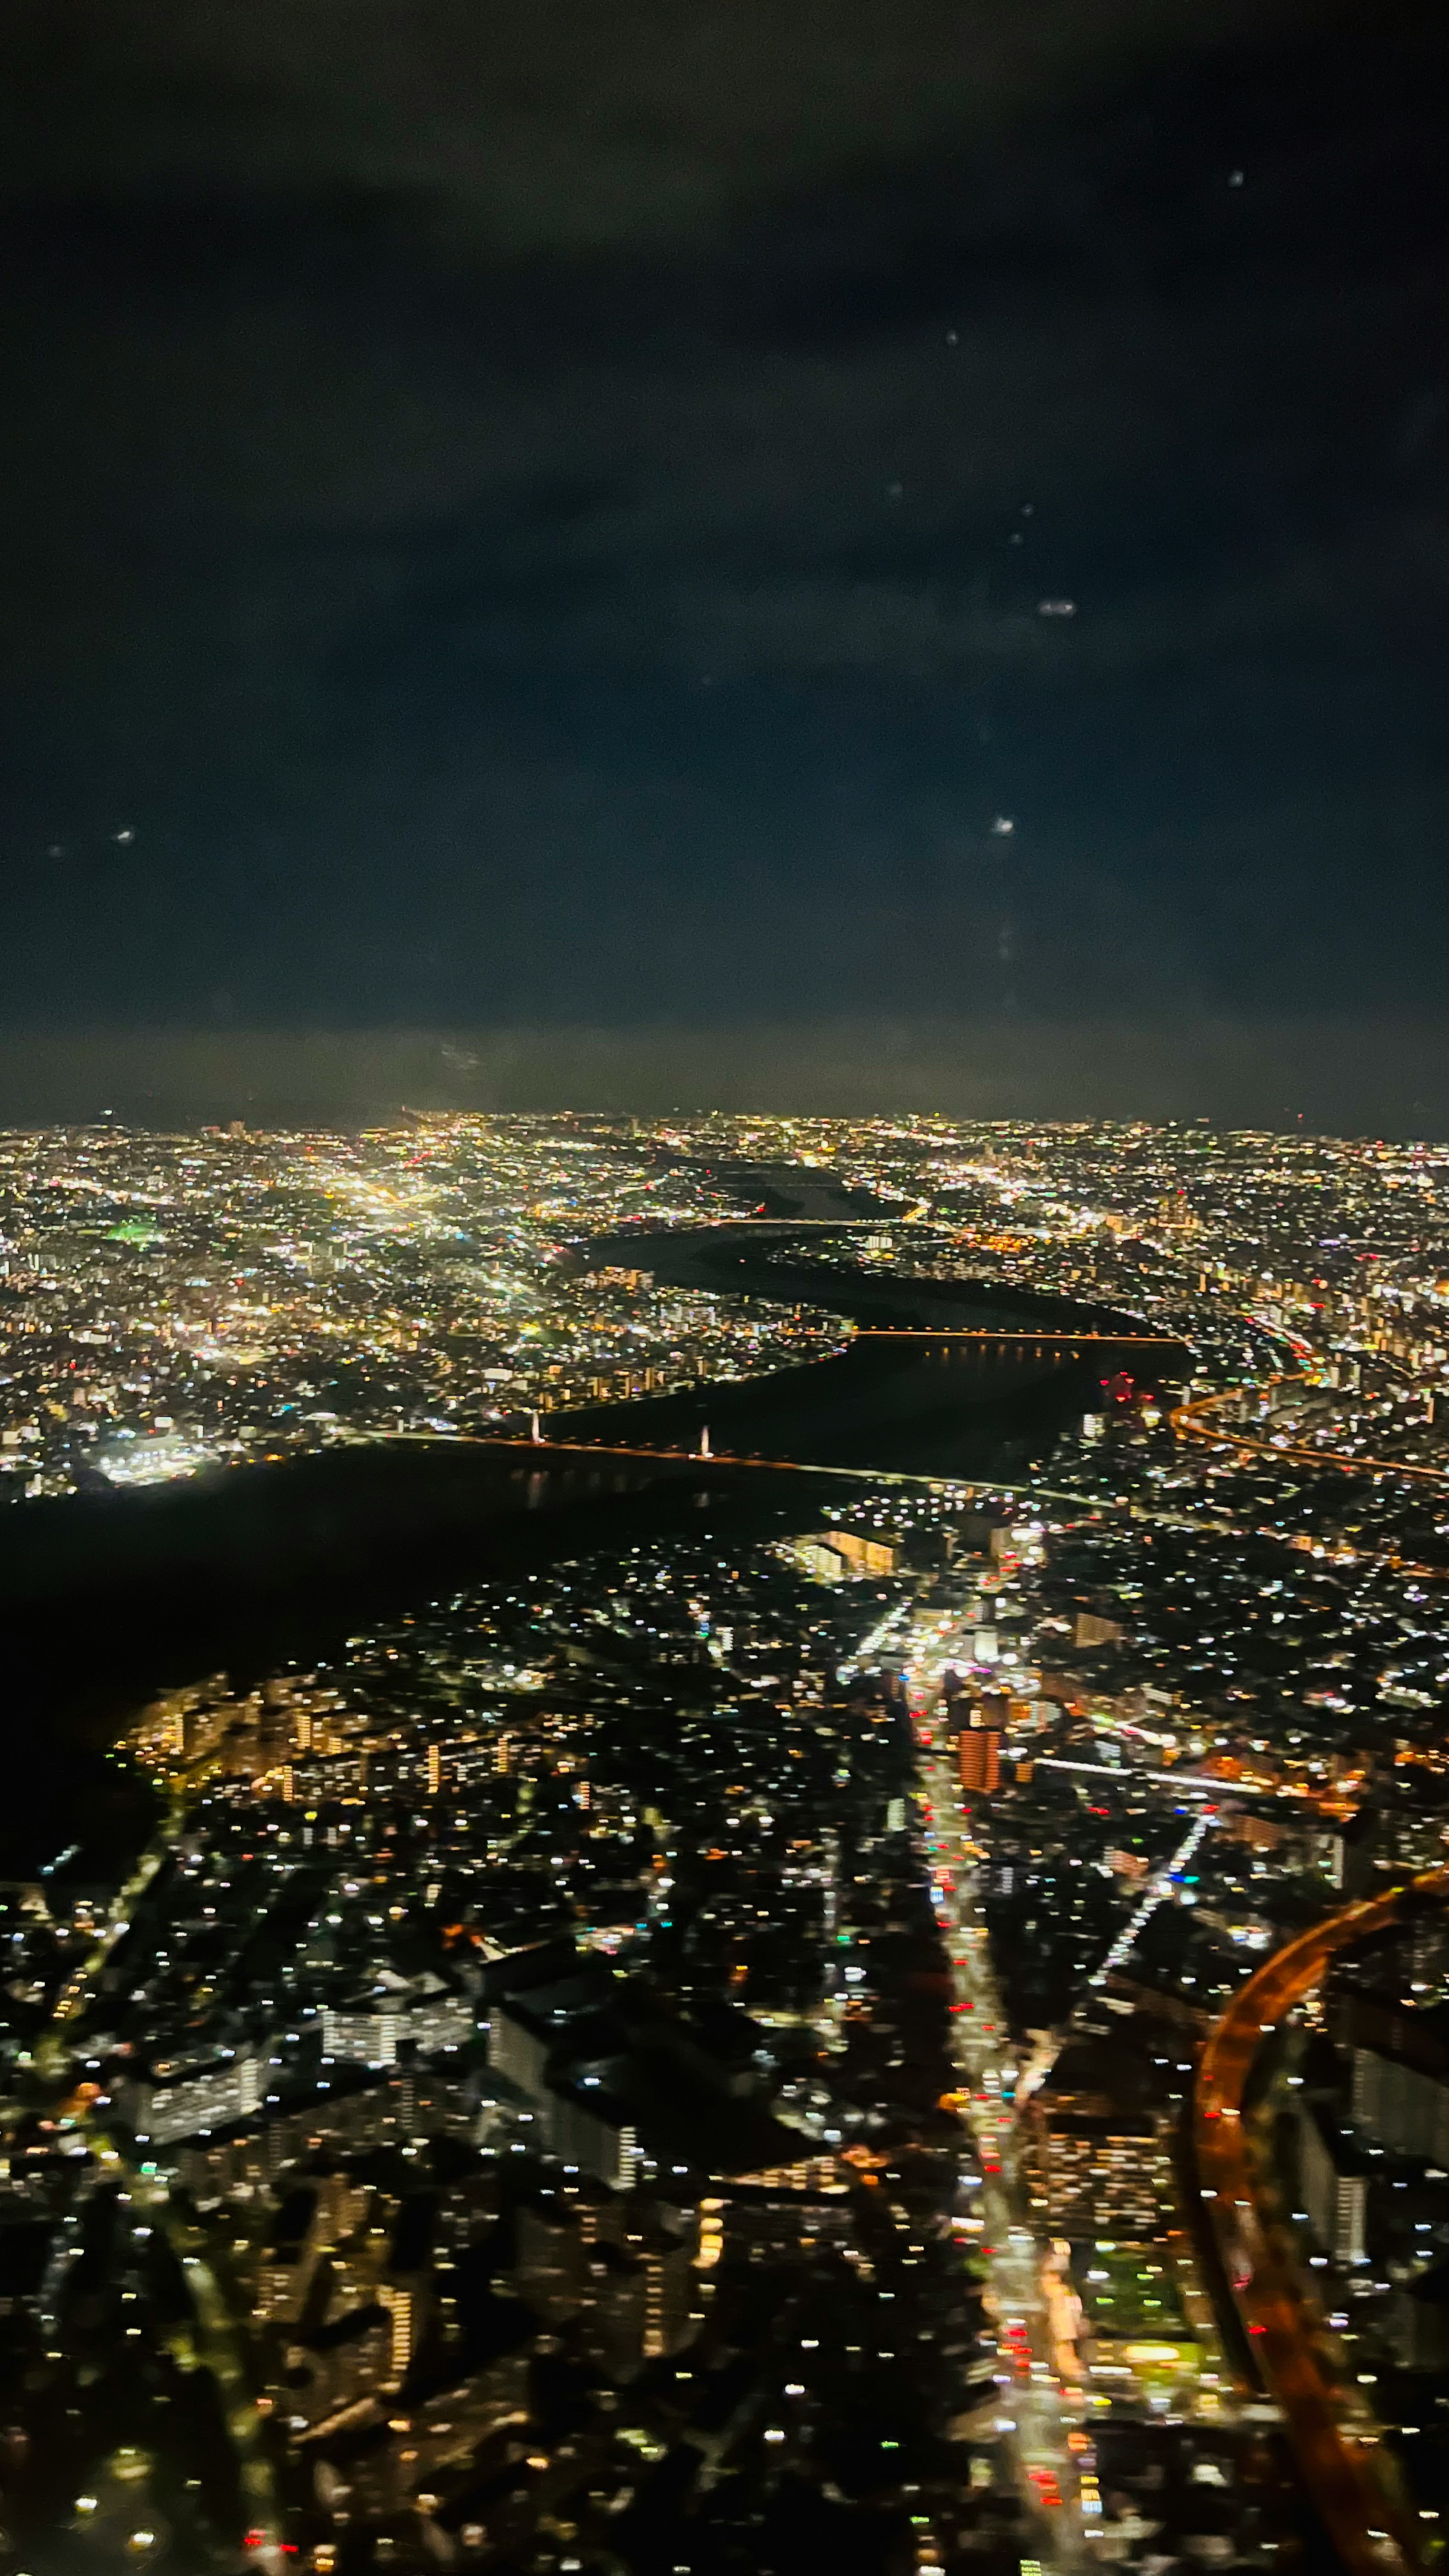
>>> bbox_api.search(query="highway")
[1194,1868,1449,2576]
[1173,1378,1449,1488]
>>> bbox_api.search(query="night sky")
[2,0,1445,1123]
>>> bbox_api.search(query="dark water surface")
[0,1224,1188,1872]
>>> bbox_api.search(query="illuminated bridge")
[2,1221,1189,1740]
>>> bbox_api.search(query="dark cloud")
[0,0,1444,1089]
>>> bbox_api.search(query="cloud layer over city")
[1,0,1444,1112]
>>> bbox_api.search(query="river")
[0,1221,1188,1870]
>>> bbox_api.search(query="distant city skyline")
[0,1014,1446,1136]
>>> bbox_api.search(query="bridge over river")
[0,1221,1189,1786]
[565,1218,1188,1472]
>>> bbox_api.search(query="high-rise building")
[379,2282,419,2385]
[129,2052,266,2147]
[1075,1612,1124,1650]
[1351,2045,1449,2164]
[323,1989,471,2070]
[1297,2105,1368,2264]
[959,1733,1001,1794]
[322,2007,402,2068]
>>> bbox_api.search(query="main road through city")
[846,1589,1094,2570]
[34,1807,290,2576]
[922,1746,1094,2569]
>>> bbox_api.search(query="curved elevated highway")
[1173,1378,1449,1489]
[1195,1871,1449,2576]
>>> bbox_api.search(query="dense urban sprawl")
[0,1115,1446,2575]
